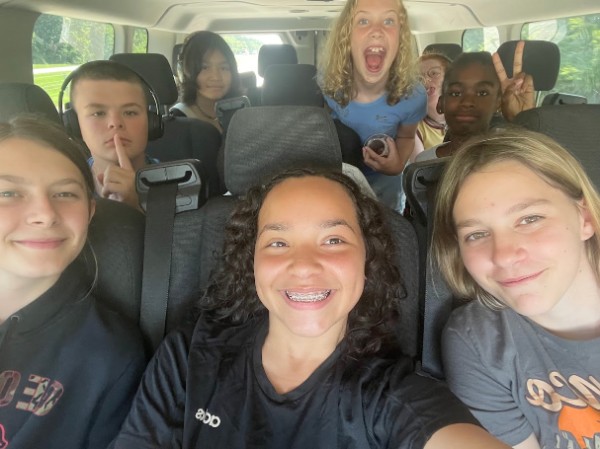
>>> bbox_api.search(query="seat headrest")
[110,53,179,106]
[423,43,462,61]
[0,82,61,124]
[496,40,560,91]
[224,106,343,196]
[261,64,323,107]
[258,44,298,77]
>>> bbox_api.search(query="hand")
[97,135,141,210]
[362,137,406,175]
[493,40,535,121]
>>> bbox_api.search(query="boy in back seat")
[64,60,161,211]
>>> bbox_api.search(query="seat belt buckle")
[136,159,206,213]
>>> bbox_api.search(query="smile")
[285,290,331,303]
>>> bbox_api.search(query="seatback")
[0,82,61,123]
[109,52,224,197]
[422,43,462,60]
[88,198,145,326]
[261,64,323,107]
[514,104,600,188]
[404,158,453,378]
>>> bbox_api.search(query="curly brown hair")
[318,0,417,107]
[201,168,405,360]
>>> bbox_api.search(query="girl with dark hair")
[171,31,241,133]
[113,168,510,449]
[0,116,145,449]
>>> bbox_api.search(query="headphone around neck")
[58,61,164,141]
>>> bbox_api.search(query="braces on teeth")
[286,290,331,302]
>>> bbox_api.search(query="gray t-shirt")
[442,301,600,449]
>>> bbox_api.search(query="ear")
[577,199,595,242]
[436,96,444,114]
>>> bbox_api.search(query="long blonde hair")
[319,0,417,106]
[432,128,600,309]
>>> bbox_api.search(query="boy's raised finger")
[114,134,134,171]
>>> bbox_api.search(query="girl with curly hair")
[113,168,510,449]
[319,0,426,213]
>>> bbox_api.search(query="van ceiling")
[2,0,599,33]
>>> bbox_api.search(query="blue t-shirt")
[324,85,426,144]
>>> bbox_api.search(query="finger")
[492,52,508,86]
[513,40,525,76]
[114,135,134,171]
[96,172,105,187]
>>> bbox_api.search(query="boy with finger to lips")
[68,60,159,212]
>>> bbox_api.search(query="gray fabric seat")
[514,104,600,188]
[0,82,61,123]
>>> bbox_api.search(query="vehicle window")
[522,13,600,104]
[32,13,115,106]
[132,27,148,53]
[222,33,284,86]
[462,27,500,53]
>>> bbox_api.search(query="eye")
[519,215,543,225]
[267,241,287,248]
[0,190,20,198]
[477,90,490,96]
[357,17,368,26]
[54,191,79,199]
[220,64,231,72]
[324,237,344,245]
[448,90,461,97]
[124,109,140,116]
[383,17,395,26]
[464,230,489,242]
[91,110,105,117]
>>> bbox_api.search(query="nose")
[207,66,222,81]
[107,110,124,129]
[287,246,322,278]
[491,233,525,267]
[459,91,476,107]
[27,195,59,227]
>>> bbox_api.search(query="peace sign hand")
[492,40,535,121]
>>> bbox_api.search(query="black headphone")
[58,61,164,141]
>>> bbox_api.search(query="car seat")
[514,104,600,188]
[0,82,61,123]
[261,63,322,106]
[403,157,453,379]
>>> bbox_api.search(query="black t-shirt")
[113,316,476,449]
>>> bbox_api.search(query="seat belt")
[137,160,205,353]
